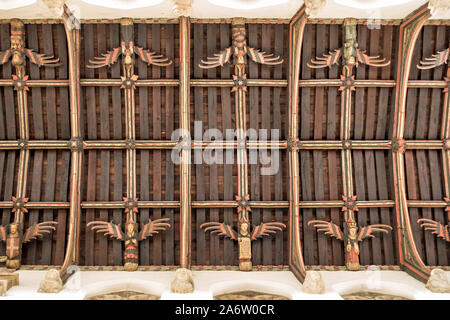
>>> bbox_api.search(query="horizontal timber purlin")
[0,140,445,150]
[1,199,447,210]
[16,263,450,271]
[3,18,448,26]
[0,79,445,88]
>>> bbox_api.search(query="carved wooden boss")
[199,18,286,271]
[0,20,60,269]
[86,18,172,271]
[307,19,393,271]
[417,43,450,243]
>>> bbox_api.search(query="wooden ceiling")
[0,4,448,284]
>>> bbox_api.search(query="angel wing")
[199,47,232,69]
[247,47,283,65]
[24,48,62,67]
[357,224,393,241]
[417,218,450,241]
[87,47,121,69]
[22,221,58,243]
[251,222,286,240]
[417,48,449,70]
[0,49,11,65]
[138,218,171,241]
[308,220,343,240]
[307,49,341,69]
[86,220,124,240]
[0,225,6,242]
[356,49,390,67]
[200,222,238,240]
[135,47,172,67]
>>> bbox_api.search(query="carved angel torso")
[0,222,58,269]
[308,220,393,270]
[87,218,171,271]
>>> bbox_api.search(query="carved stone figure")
[426,269,450,293]
[0,280,7,296]
[173,0,193,16]
[38,0,65,17]
[428,0,450,16]
[170,268,194,294]
[302,271,325,294]
[38,269,63,293]
[304,0,327,16]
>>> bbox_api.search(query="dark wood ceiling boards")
[0,5,448,281]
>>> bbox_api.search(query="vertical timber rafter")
[85,18,172,271]
[179,16,191,268]
[60,4,82,277]
[198,19,285,271]
[307,18,394,271]
[233,17,252,271]
[288,5,307,282]
[392,4,431,282]
[340,19,357,270]
[2,18,61,269]
[442,65,450,217]
[11,19,29,227]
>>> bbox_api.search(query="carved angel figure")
[87,41,172,69]
[198,22,283,69]
[0,221,58,269]
[200,221,286,241]
[307,18,390,69]
[87,218,171,271]
[307,47,390,69]
[308,220,393,270]
[0,19,61,68]
[200,220,286,271]
[417,48,449,69]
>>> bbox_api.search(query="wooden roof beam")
[391,4,431,283]
[288,5,308,283]
[59,4,82,278]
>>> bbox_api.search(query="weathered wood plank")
[248,23,261,265]
[326,24,342,265]
[273,24,284,265]
[25,24,42,264]
[353,25,370,264]
[220,24,234,265]
[376,25,395,265]
[41,24,58,264]
[207,23,219,265]
[137,23,150,266]
[164,23,175,265]
[1,24,15,140]
[108,24,123,266]
[83,24,96,266]
[194,23,206,265]
[300,24,313,265]
[53,24,70,265]
[96,24,110,266]
[152,24,163,265]
[428,25,447,266]
[261,24,272,265]
[314,24,327,265]
[364,28,382,265]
